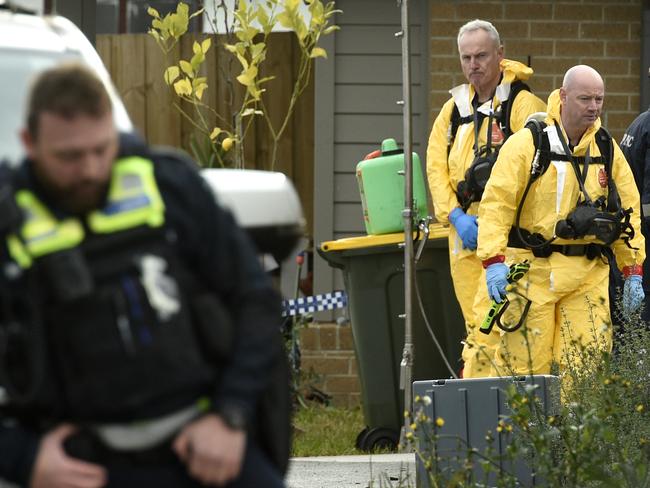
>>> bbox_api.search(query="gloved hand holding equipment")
[449,207,478,250]
[485,262,509,303]
[481,261,531,334]
[623,274,645,315]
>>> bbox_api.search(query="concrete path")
[286,453,416,488]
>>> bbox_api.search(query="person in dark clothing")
[621,107,650,322]
[0,63,287,487]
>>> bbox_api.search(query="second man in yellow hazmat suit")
[426,19,546,377]
[477,65,645,376]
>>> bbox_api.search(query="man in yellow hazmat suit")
[426,19,546,377]
[477,65,645,376]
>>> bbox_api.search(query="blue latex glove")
[623,275,645,315]
[449,208,478,250]
[486,262,509,303]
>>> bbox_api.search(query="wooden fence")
[96,33,314,236]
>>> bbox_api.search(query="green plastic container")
[356,138,429,235]
[318,224,465,451]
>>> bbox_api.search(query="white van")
[0,6,132,164]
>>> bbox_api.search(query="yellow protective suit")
[476,89,645,376]
[426,59,546,377]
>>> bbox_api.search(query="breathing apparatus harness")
[454,80,531,211]
[510,118,636,259]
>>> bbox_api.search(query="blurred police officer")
[0,63,287,488]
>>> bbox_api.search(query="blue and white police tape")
[282,291,348,317]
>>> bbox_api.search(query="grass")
[291,403,366,457]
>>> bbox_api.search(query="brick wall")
[299,323,361,408]
[429,0,642,141]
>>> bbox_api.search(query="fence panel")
[96,32,314,234]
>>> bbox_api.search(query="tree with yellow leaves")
[149,0,339,169]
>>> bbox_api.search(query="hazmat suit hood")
[500,59,534,84]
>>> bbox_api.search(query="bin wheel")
[355,427,369,450]
[357,427,399,452]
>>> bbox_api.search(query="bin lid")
[320,222,449,252]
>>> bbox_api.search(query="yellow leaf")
[236,66,258,87]
[190,52,204,72]
[277,11,292,29]
[309,1,325,26]
[201,38,212,53]
[251,42,265,61]
[179,60,194,77]
[257,7,270,32]
[310,46,327,59]
[296,22,307,41]
[194,82,207,100]
[285,0,300,12]
[147,6,160,19]
[164,66,180,84]
[237,73,253,87]
[173,78,192,96]
[235,54,249,71]
[237,26,259,43]
[248,85,263,101]
[148,29,160,42]
[209,127,222,141]
[177,2,189,19]
[193,41,201,54]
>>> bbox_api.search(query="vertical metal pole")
[396,0,414,452]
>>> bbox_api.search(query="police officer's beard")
[40,179,110,216]
[59,180,110,215]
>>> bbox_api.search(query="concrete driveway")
[286,453,416,488]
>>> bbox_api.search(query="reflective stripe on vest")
[88,156,165,233]
[9,190,85,265]
[7,156,165,267]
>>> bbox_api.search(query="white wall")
[12,0,43,13]
[203,0,311,34]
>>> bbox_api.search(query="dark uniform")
[0,134,287,487]
[621,108,650,322]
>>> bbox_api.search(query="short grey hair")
[457,19,501,49]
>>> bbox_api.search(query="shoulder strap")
[450,104,460,144]
[594,127,619,212]
[595,127,613,171]
[448,104,486,152]
[500,80,531,138]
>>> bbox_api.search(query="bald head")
[562,65,604,92]
[559,65,604,145]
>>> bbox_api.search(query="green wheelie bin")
[318,224,464,451]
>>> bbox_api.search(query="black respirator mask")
[554,201,622,246]
[456,150,498,210]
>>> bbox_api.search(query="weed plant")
[402,299,650,488]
